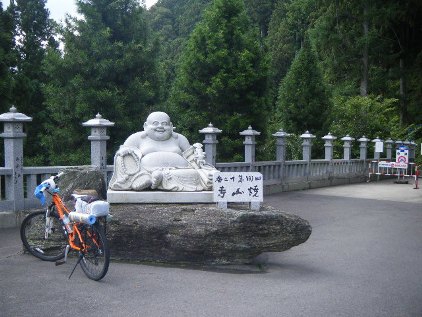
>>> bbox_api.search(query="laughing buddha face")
[143,112,173,141]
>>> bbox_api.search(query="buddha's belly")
[141,152,189,168]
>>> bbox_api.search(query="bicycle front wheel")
[20,210,67,261]
[79,223,110,281]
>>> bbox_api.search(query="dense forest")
[0,0,421,165]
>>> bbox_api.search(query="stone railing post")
[372,137,383,160]
[0,106,32,211]
[341,135,355,160]
[272,129,289,162]
[300,131,315,161]
[82,113,114,174]
[199,123,222,166]
[385,138,394,160]
[240,126,260,163]
[322,133,336,161]
[272,129,289,181]
[301,131,315,178]
[358,136,370,160]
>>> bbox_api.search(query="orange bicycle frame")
[52,194,86,251]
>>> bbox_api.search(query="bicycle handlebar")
[52,172,64,181]
[35,172,64,204]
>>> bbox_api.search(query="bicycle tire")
[20,210,67,262]
[79,223,110,281]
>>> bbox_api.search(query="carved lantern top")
[240,125,261,136]
[199,123,222,134]
[341,134,355,142]
[322,132,337,141]
[82,113,115,128]
[0,106,32,122]
[272,129,290,138]
[358,136,370,143]
[300,130,316,139]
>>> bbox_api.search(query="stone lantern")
[272,129,290,162]
[358,136,370,160]
[82,113,114,171]
[0,106,32,210]
[199,123,222,166]
[372,137,383,160]
[322,133,337,161]
[300,131,315,161]
[341,135,355,161]
[240,126,261,163]
[384,138,394,160]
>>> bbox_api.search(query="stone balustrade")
[0,107,414,217]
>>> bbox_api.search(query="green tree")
[266,0,317,107]
[312,0,422,128]
[330,95,400,140]
[168,0,269,161]
[274,36,331,138]
[384,0,422,125]
[11,0,58,165]
[148,0,211,106]
[42,0,160,165]
[0,1,14,112]
[244,0,277,38]
[311,0,379,97]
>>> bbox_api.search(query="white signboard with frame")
[213,172,263,203]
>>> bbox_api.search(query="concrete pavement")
[1,179,421,316]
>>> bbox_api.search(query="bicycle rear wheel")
[79,223,110,281]
[20,210,67,261]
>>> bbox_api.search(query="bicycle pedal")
[55,245,70,266]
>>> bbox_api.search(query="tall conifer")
[168,0,269,161]
[42,0,160,165]
[275,35,331,137]
[12,0,57,164]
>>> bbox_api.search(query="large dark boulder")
[107,204,311,265]
[57,166,107,201]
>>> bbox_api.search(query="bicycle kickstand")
[68,253,84,279]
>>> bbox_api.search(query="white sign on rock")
[213,172,263,204]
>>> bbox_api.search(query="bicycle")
[20,172,110,281]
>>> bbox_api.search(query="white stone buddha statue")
[109,111,217,191]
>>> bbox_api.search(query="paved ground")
[1,179,421,317]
